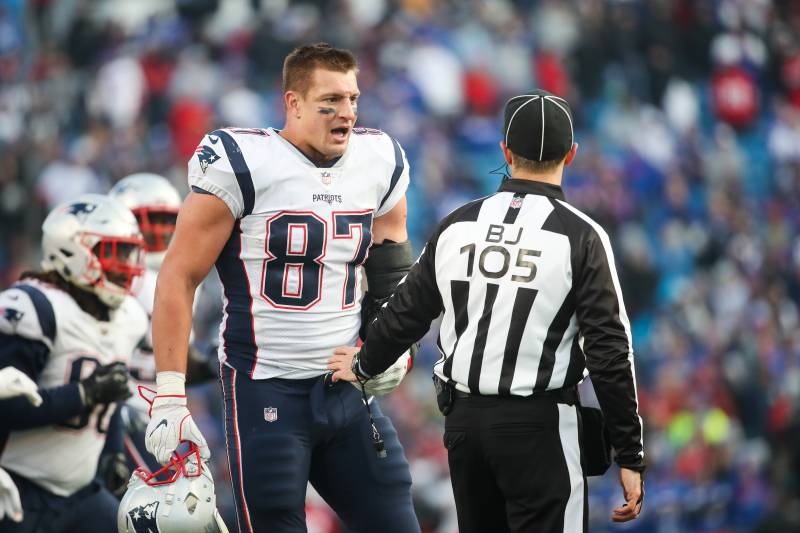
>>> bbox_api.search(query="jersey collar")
[269,127,353,169]
[497,179,565,200]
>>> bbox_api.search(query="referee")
[329,89,645,532]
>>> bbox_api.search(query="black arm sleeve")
[575,230,645,471]
[359,235,444,377]
[0,334,86,431]
[360,240,415,340]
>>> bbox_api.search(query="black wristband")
[351,351,373,381]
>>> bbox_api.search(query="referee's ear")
[499,141,514,167]
[563,143,579,166]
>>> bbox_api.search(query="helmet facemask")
[134,445,204,487]
[85,233,145,308]
[132,206,179,258]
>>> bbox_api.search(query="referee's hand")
[612,468,643,522]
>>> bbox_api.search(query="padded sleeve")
[187,132,245,219]
[375,136,410,218]
[0,285,55,350]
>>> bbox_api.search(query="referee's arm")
[357,238,444,378]
[576,226,645,471]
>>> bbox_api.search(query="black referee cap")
[503,89,574,162]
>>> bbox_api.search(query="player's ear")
[285,91,302,119]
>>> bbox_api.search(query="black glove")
[97,451,131,499]
[80,362,131,407]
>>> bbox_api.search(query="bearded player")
[144,43,420,532]
[0,195,147,532]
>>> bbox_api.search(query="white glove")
[0,367,42,406]
[0,467,22,523]
[144,372,210,465]
[352,352,412,396]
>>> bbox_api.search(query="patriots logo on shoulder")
[195,145,221,174]
[127,501,159,532]
[1,307,24,328]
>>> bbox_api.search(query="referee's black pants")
[443,394,587,533]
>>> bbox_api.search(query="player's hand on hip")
[0,366,42,406]
[327,346,360,383]
[612,467,644,522]
[145,371,210,465]
[0,466,23,523]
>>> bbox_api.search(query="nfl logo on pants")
[264,407,278,422]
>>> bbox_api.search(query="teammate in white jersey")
[145,43,420,532]
[0,195,148,532]
[108,173,218,478]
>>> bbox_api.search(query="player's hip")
[218,340,360,380]
[218,364,378,435]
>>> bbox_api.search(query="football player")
[108,173,217,481]
[145,43,420,532]
[0,195,148,532]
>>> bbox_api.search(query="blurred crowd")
[2,0,800,531]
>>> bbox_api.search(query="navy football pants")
[0,471,117,532]
[220,364,420,533]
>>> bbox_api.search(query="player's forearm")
[152,269,197,374]
[0,383,84,430]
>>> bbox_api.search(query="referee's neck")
[509,169,564,187]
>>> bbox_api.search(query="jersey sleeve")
[187,132,246,219]
[574,223,644,471]
[0,285,56,351]
[375,136,410,218]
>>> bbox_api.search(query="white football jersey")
[0,279,147,497]
[188,127,409,379]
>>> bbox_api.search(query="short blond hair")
[282,43,358,94]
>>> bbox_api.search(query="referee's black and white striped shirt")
[359,178,644,469]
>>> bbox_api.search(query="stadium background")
[2,0,800,531]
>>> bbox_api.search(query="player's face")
[297,68,359,159]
